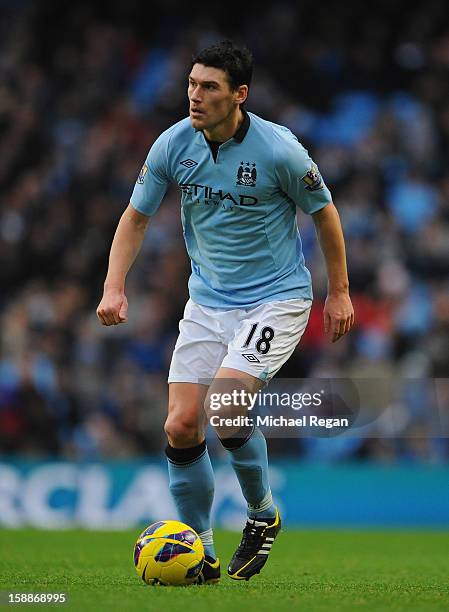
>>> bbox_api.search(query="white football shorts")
[168,297,312,384]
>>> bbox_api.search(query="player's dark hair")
[192,40,253,92]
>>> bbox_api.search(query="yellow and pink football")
[134,520,204,586]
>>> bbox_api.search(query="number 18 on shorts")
[168,298,312,384]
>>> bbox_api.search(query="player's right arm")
[96,204,150,326]
[97,128,172,326]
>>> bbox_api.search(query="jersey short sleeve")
[274,128,332,214]
[130,130,172,216]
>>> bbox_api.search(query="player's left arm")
[273,129,354,341]
[312,203,354,343]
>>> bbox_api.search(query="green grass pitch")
[1,529,448,611]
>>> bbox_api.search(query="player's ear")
[235,84,248,105]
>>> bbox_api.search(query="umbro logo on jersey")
[237,162,257,187]
[180,159,198,168]
[242,353,260,363]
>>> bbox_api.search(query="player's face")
[188,64,246,131]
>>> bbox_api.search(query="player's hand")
[96,288,128,326]
[323,292,354,343]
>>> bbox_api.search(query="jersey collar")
[195,108,250,145]
[233,108,250,143]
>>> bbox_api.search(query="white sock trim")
[198,528,214,546]
[248,489,274,514]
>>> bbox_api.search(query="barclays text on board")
[0,460,448,529]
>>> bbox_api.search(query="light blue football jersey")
[131,111,332,309]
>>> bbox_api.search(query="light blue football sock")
[166,441,216,560]
[226,427,276,520]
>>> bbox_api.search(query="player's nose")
[190,86,202,102]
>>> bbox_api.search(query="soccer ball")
[134,520,204,586]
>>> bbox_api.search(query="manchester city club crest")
[237,162,257,187]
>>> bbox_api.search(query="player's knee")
[164,412,202,447]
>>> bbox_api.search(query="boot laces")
[237,521,266,559]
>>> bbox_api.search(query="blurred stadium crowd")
[0,0,448,461]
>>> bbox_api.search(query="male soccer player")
[97,41,354,583]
